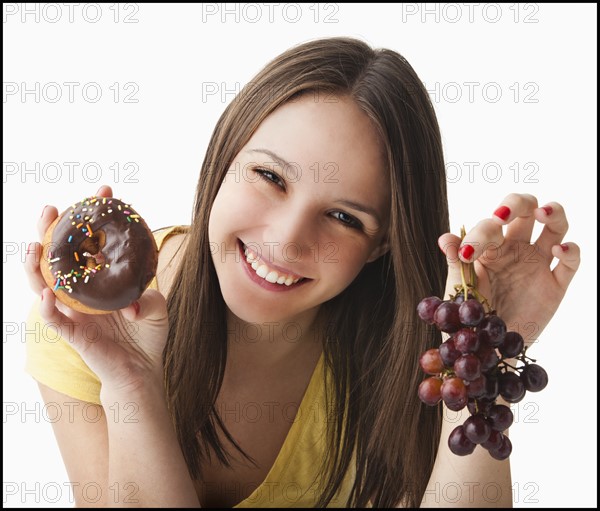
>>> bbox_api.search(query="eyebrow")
[247,148,291,169]
[247,148,383,228]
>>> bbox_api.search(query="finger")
[39,289,95,355]
[533,201,569,254]
[37,205,59,240]
[550,242,580,290]
[96,185,113,198]
[491,193,539,242]
[120,289,168,323]
[458,218,504,263]
[24,242,47,294]
[39,288,77,337]
[438,233,463,297]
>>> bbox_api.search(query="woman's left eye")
[254,168,285,189]
[330,211,362,230]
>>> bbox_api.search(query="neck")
[225,306,324,369]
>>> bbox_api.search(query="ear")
[366,238,390,263]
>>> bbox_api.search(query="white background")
[3,3,597,508]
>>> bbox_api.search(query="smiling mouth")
[238,239,310,287]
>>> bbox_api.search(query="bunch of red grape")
[416,291,548,460]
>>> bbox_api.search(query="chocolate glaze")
[47,197,158,311]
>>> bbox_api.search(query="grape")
[482,374,500,401]
[487,404,514,431]
[477,316,507,347]
[481,429,503,451]
[454,354,482,381]
[520,364,549,392]
[467,398,493,416]
[439,338,461,367]
[415,280,548,460]
[488,435,512,460]
[476,344,500,372]
[417,296,442,324]
[454,328,480,354]
[453,292,475,305]
[498,331,524,359]
[433,302,461,333]
[499,371,526,403]
[463,414,492,444]
[419,349,445,375]
[458,299,485,326]
[418,377,443,406]
[441,377,468,411]
[466,374,487,398]
[448,425,476,456]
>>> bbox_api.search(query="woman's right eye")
[254,167,285,190]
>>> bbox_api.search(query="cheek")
[320,245,369,291]
[208,180,254,239]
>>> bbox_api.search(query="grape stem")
[517,346,537,364]
[459,226,470,302]
[499,360,521,372]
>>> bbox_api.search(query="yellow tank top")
[24,225,358,507]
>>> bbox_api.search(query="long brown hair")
[164,36,449,508]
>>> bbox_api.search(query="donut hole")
[79,230,106,268]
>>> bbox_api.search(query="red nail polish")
[493,206,511,221]
[542,206,553,216]
[40,206,47,218]
[560,243,569,252]
[132,301,140,315]
[459,244,475,260]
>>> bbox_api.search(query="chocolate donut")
[40,196,158,314]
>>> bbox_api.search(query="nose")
[263,202,316,269]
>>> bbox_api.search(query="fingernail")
[459,244,475,260]
[27,242,35,254]
[542,206,553,216]
[493,206,511,221]
[40,206,48,218]
[96,187,104,196]
[132,301,140,315]
[560,243,569,252]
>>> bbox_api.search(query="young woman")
[24,37,580,508]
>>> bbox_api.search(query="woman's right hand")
[24,185,169,398]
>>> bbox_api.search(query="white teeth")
[265,271,279,283]
[243,243,304,286]
[256,265,269,278]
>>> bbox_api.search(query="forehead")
[242,94,390,205]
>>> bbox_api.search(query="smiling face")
[208,93,391,325]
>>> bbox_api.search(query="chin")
[221,283,316,327]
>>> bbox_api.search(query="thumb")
[95,185,113,198]
[438,233,463,299]
[121,289,168,323]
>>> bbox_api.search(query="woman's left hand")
[438,193,580,345]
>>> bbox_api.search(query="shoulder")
[153,226,190,296]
